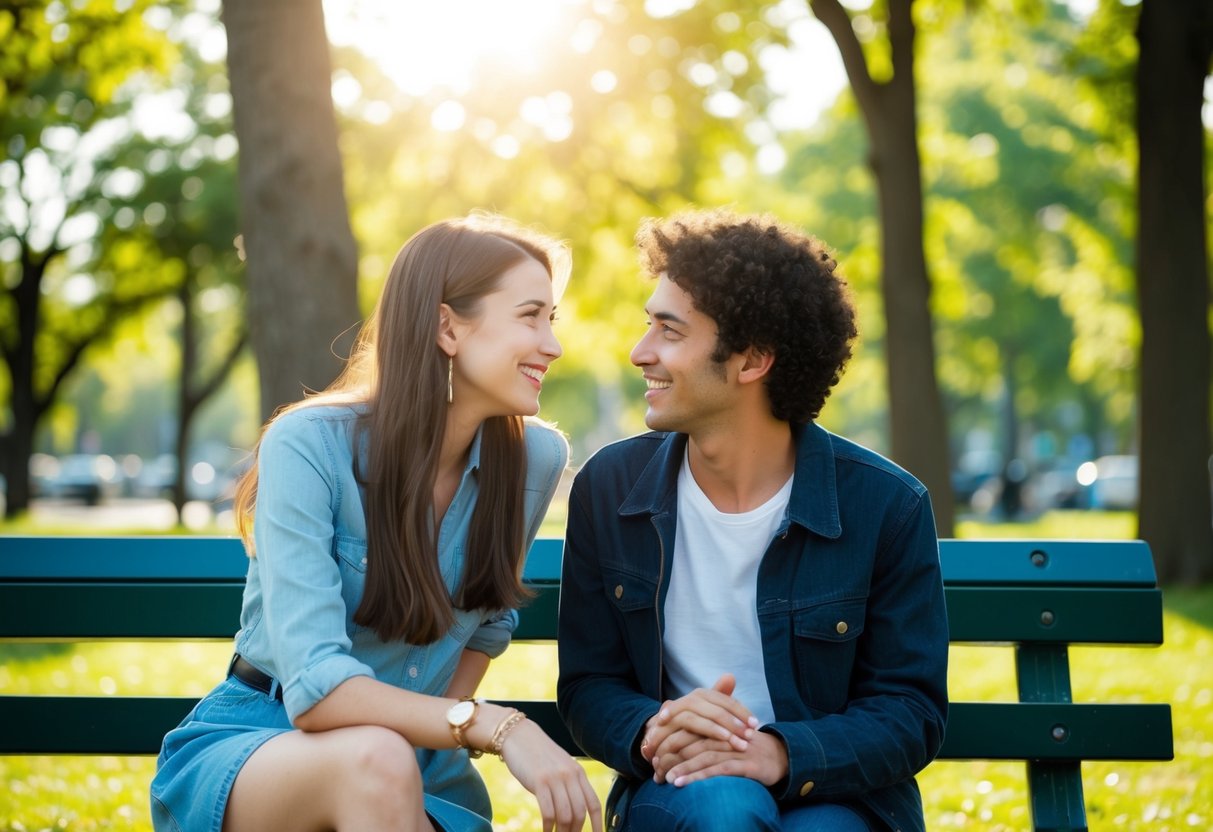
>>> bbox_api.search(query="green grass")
[2,510,1208,830]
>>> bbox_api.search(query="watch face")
[448,700,475,726]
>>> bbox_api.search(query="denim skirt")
[150,675,493,832]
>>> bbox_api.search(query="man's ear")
[436,303,458,357]
[737,346,775,385]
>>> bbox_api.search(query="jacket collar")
[618,422,842,539]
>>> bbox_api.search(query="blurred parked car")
[1030,460,1088,511]
[1078,455,1138,511]
[951,449,1002,510]
[29,453,59,498]
[133,452,242,504]
[47,454,119,505]
[134,454,177,499]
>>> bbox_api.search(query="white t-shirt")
[662,450,793,726]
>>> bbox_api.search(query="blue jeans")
[622,777,872,831]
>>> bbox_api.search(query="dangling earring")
[447,356,454,404]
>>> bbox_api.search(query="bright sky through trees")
[321,0,849,132]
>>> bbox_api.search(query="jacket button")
[836,621,848,635]
[799,780,815,796]
[614,585,624,599]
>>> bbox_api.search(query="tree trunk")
[171,277,248,524]
[811,0,955,535]
[172,281,194,521]
[1135,0,1213,583]
[0,407,35,519]
[221,0,360,420]
[1,249,48,518]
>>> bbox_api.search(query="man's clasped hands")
[639,673,790,789]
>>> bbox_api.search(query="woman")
[151,215,602,832]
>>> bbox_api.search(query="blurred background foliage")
[0,0,1207,547]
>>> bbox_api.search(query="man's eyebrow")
[650,310,689,326]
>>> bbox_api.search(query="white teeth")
[521,367,544,381]
[646,379,671,390]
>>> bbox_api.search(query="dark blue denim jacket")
[556,423,948,832]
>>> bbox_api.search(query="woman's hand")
[499,719,603,832]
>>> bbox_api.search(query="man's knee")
[629,777,780,832]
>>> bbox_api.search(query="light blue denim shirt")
[234,403,568,723]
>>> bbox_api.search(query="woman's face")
[450,256,562,420]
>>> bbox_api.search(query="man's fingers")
[676,687,758,732]
[669,710,751,746]
[711,672,736,696]
[653,735,732,781]
[667,749,747,785]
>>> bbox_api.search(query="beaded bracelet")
[485,709,527,756]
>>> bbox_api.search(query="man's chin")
[643,411,675,432]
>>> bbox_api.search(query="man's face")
[629,275,739,435]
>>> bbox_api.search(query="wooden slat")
[938,539,1158,586]
[939,702,1173,761]
[0,696,199,755]
[0,536,566,582]
[0,536,250,580]
[0,537,1160,586]
[0,698,1175,761]
[0,583,1165,645]
[0,695,581,757]
[945,586,1164,645]
[0,583,245,640]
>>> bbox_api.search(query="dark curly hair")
[636,208,857,423]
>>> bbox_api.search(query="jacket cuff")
[761,721,827,802]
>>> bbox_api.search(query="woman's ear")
[436,303,458,357]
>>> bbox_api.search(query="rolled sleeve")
[253,411,375,722]
[465,608,519,658]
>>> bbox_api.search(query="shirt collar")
[618,422,842,539]
[465,423,485,473]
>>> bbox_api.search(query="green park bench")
[0,536,1173,832]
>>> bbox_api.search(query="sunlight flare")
[324,0,569,97]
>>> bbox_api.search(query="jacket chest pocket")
[791,598,866,714]
[601,564,657,614]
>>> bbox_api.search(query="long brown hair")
[233,214,570,644]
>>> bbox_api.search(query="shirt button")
[799,780,815,797]
[614,585,624,599]
[361,557,367,565]
[408,666,419,679]
[836,621,848,635]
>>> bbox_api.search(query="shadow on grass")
[0,642,75,661]
[1161,584,1213,630]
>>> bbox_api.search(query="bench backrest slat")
[1,582,1165,646]
[0,537,1165,647]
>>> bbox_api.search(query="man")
[557,209,948,832]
